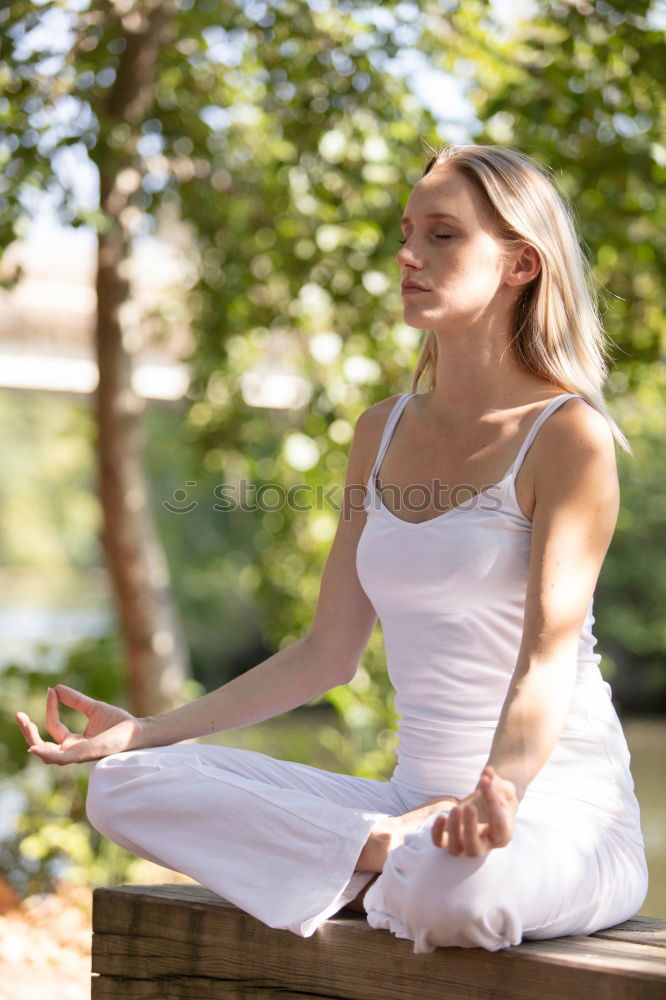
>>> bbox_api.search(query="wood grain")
[91,884,666,1000]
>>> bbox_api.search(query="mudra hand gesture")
[15,685,144,765]
[432,766,519,857]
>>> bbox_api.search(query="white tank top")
[356,392,643,843]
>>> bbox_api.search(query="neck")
[422,322,549,423]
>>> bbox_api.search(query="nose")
[396,238,423,269]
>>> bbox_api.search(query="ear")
[505,244,541,288]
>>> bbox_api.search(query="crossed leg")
[85,744,646,952]
[362,794,648,952]
[85,743,404,936]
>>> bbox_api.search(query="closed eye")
[397,235,452,245]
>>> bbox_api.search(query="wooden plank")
[92,919,666,978]
[90,934,666,1000]
[91,885,666,1000]
[92,884,664,947]
[506,935,666,977]
[591,917,666,948]
[91,976,334,999]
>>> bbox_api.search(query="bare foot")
[345,874,380,913]
[431,766,518,857]
[355,795,460,873]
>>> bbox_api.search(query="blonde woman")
[16,144,647,953]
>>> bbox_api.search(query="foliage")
[0,633,127,895]
[475,0,665,373]
[596,376,666,712]
[2,0,445,765]
[471,0,666,711]
[0,392,100,571]
[3,0,454,771]
[0,630,206,895]
[0,0,664,824]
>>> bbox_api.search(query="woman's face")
[397,165,519,334]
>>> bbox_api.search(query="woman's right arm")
[16,401,391,764]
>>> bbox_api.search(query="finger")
[15,711,44,749]
[478,773,500,833]
[45,687,71,743]
[53,684,97,717]
[446,806,464,856]
[462,803,484,857]
[431,814,447,848]
[481,771,511,846]
[15,711,31,743]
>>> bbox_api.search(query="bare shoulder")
[538,396,617,464]
[352,393,404,481]
[521,396,622,670]
[533,396,619,510]
[356,392,403,428]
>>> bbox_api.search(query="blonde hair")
[409,143,632,454]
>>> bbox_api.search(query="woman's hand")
[15,685,148,765]
[431,766,518,857]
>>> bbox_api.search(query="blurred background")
[0,0,664,995]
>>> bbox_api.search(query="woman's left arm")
[484,399,620,801]
[434,399,621,856]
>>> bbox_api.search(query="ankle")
[355,828,393,872]
[345,873,380,913]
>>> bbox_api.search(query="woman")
[16,143,648,953]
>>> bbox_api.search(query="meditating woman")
[16,143,647,953]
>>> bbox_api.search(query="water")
[0,607,111,670]
[623,717,666,918]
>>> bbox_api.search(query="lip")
[401,283,430,294]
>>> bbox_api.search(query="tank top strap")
[370,392,416,480]
[507,393,585,481]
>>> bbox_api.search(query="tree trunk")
[93,0,189,717]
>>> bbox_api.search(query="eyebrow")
[400,212,461,225]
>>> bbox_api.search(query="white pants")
[85,743,648,953]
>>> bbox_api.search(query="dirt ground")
[0,871,196,1000]
[0,882,93,1000]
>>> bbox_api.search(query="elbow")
[302,632,357,688]
[336,660,359,686]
